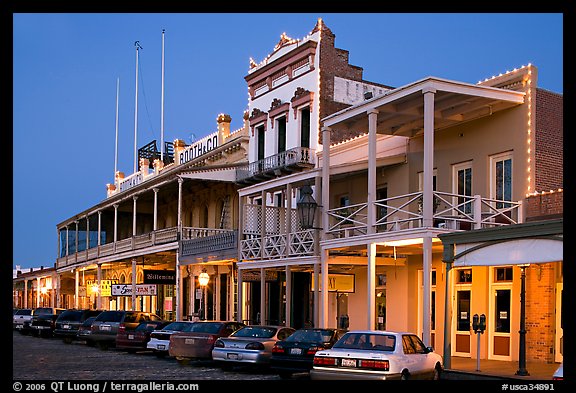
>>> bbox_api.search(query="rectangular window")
[376,187,388,222]
[453,162,473,214]
[257,125,265,161]
[491,152,513,209]
[456,269,473,283]
[277,116,286,154]
[495,289,511,333]
[300,108,310,148]
[457,290,471,332]
[495,267,513,282]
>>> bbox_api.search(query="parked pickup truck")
[30,307,65,338]
[13,308,33,334]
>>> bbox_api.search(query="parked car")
[310,330,443,380]
[54,309,103,343]
[169,321,245,365]
[552,362,563,380]
[76,316,98,345]
[29,307,66,337]
[13,308,33,333]
[88,310,163,349]
[147,321,197,357]
[212,325,295,370]
[116,320,168,353]
[270,328,342,379]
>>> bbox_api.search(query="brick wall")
[525,264,557,362]
[535,88,563,191]
[524,190,563,221]
[317,22,365,145]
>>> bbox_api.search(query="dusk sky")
[12,13,563,270]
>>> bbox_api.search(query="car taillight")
[306,345,323,355]
[552,376,563,381]
[358,359,390,370]
[313,356,337,366]
[213,339,225,348]
[91,325,97,332]
[118,323,126,333]
[272,344,284,353]
[245,342,265,350]
[206,336,216,344]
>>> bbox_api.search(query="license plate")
[290,348,302,355]
[16,325,23,329]
[158,344,166,350]
[227,353,239,360]
[63,324,70,329]
[341,358,357,367]
[128,334,134,340]
[185,338,195,345]
[100,325,111,331]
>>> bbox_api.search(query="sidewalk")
[444,357,560,380]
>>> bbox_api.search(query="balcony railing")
[326,191,522,239]
[241,229,318,260]
[236,147,315,183]
[180,230,237,257]
[56,226,231,269]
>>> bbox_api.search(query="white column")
[113,204,119,244]
[367,242,376,329]
[260,190,266,258]
[237,268,243,323]
[24,279,28,308]
[422,236,432,346]
[131,258,137,311]
[51,274,56,307]
[367,110,378,234]
[97,264,102,310]
[285,265,291,327]
[285,184,292,258]
[85,215,90,251]
[314,262,319,327]
[74,270,79,309]
[190,270,196,317]
[153,188,159,231]
[132,196,138,236]
[56,274,61,308]
[74,221,79,258]
[260,268,266,324]
[175,251,182,321]
[321,127,331,240]
[36,277,40,307]
[423,87,436,227]
[320,249,329,328]
[177,177,183,234]
[65,226,69,258]
[97,211,102,246]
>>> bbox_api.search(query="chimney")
[217,113,232,143]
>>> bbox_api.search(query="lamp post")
[297,184,318,230]
[198,270,210,320]
[516,264,530,376]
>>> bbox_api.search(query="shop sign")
[311,273,355,293]
[240,270,278,282]
[111,284,157,296]
[143,270,176,284]
[177,132,218,165]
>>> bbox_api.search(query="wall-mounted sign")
[178,133,218,165]
[111,284,157,296]
[119,173,144,193]
[144,270,176,284]
[311,274,355,293]
[240,270,278,282]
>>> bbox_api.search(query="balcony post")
[24,279,28,308]
[473,194,482,229]
[131,258,137,311]
[260,268,266,324]
[65,226,69,262]
[132,196,138,242]
[367,109,378,234]
[113,204,119,252]
[422,87,436,227]
[97,263,102,310]
[97,211,102,255]
[237,267,244,323]
[285,183,292,258]
[367,242,376,329]
[321,127,331,240]
[320,248,329,328]
[74,269,79,309]
[260,190,266,259]
[314,262,319,327]
[285,265,291,327]
[74,221,79,263]
[178,177,183,239]
[85,215,89,257]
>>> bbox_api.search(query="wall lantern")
[297,184,318,230]
[198,270,210,287]
[198,269,210,321]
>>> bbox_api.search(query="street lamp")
[198,270,210,320]
[297,184,318,230]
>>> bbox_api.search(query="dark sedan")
[54,309,102,343]
[270,328,342,378]
[115,320,168,353]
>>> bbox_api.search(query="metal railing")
[236,147,315,182]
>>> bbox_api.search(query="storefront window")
[495,289,511,333]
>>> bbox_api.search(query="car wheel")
[401,370,410,380]
[433,365,442,380]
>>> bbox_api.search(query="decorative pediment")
[268,99,290,128]
[248,108,268,135]
[291,88,315,119]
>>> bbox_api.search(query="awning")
[438,218,563,267]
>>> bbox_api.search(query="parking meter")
[478,314,486,333]
[472,313,487,372]
[472,314,479,332]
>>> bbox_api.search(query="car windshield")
[333,333,396,351]
[162,321,194,332]
[189,322,223,334]
[95,311,124,322]
[15,309,32,316]
[231,326,276,338]
[284,329,334,343]
[81,317,97,327]
[135,322,163,332]
[57,311,82,321]
[34,308,54,315]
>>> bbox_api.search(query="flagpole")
[133,41,142,173]
[114,77,120,178]
[161,29,165,163]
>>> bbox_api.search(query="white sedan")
[310,330,443,380]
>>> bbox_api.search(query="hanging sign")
[111,284,157,296]
[143,270,176,284]
[311,273,355,293]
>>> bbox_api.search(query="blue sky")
[12,13,563,270]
